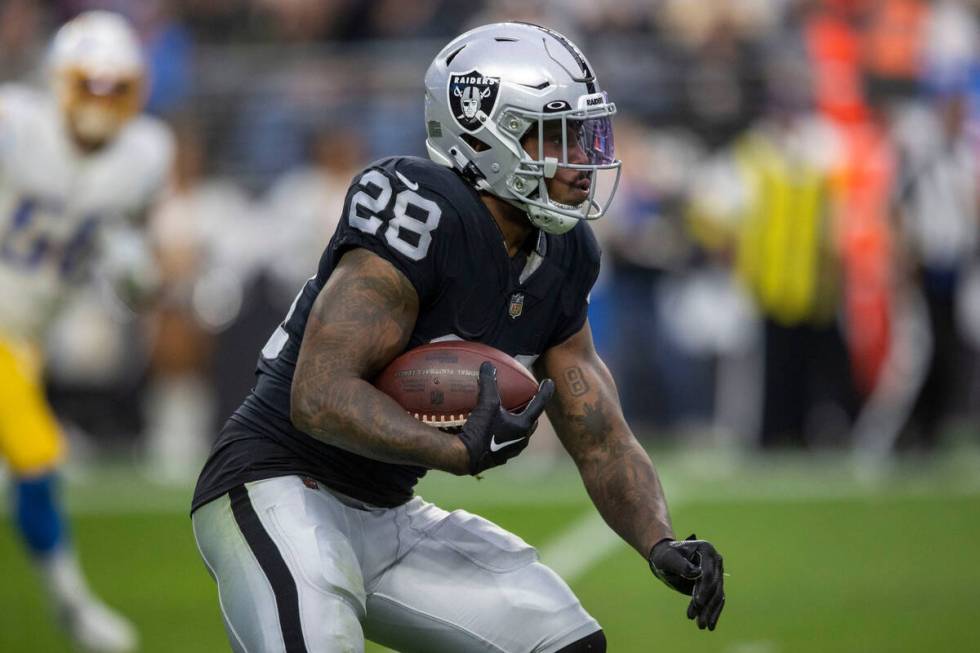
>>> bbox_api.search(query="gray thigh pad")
[364,509,599,653]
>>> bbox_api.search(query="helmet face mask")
[47,11,146,149]
[504,100,620,234]
[57,67,143,146]
[425,22,622,235]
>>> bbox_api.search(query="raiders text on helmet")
[424,22,621,235]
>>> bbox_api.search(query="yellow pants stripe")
[0,337,64,475]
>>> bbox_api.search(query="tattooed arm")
[290,248,469,475]
[537,320,674,556]
[541,320,727,630]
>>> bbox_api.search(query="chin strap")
[527,202,579,235]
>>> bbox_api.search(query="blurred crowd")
[4,0,980,475]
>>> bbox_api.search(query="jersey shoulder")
[328,156,472,298]
[0,84,48,144]
[547,219,602,310]
[344,155,485,244]
[575,220,602,265]
[101,115,175,209]
[367,156,478,222]
[117,114,176,187]
[371,156,466,193]
[0,83,45,120]
[551,219,601,273]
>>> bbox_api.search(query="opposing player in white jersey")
[0,11,173,652]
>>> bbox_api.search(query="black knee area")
[555,629,606,652]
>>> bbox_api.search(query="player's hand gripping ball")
[375,342,540,426]
[375,342,554,474]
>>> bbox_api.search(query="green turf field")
[2,449,979,652]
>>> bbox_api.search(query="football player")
[0,11,173,652]
[192,22,724,652]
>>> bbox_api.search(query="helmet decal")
[448,70,500,133]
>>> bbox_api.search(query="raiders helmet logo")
[448,69,500,133]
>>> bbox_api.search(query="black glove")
[649,534,726,631]
[456,361,554,475]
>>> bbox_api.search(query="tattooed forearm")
[291,248,468,474]
[578,430,674,556]
[550,395,674,555]
[542,328,675,556]
[563,366,590,397]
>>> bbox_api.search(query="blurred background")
[2,1,980,652]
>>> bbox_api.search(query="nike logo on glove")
[489,435,526,452]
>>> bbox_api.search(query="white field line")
[537,510,622,583]
[724,641,779,653]
[532,473,980,585]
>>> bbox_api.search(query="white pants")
[192,476,600,653]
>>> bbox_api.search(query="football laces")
[414,412,469,428]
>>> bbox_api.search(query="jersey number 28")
[348,170,441,261]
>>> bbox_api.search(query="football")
[375,341,539,428]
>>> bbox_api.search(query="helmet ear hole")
[461,133,491,152]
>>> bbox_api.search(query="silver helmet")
[424,22,621,235]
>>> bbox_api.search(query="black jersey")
[192,156,600,510]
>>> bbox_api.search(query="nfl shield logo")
[448,69,500,133]
[508,292,525,319]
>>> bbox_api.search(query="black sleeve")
[548,222,602,348]
[326,161,457,305]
